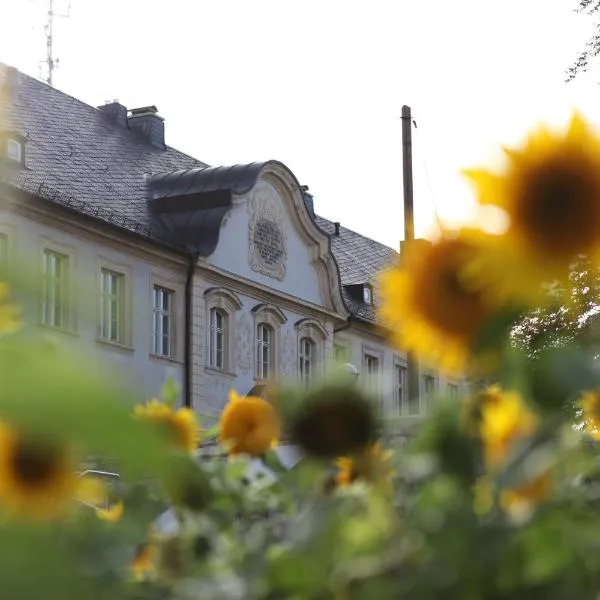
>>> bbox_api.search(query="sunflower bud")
[289,384,376,459]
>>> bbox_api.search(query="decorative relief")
[247,189,288,281]
[236,311,253,374]
[280,328,295,376]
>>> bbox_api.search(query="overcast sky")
[0,0,599,249]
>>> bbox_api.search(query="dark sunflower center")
[418,247,487,340]
[12,438,63,488]
[519,162,600,257]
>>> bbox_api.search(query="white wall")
[209,181,323,306]
[0,208,187,404]
[195,280,334,422]
[335,325,469,428]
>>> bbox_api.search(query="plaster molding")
[236,311,253,374]
[197,263,345,324]
[257,163,348,317]
[246,188,288,281]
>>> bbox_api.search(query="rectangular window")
[395,365,406,416]
[7,139,22,163]
[447,383,459,398]
[41,249,70,329]
[152,286,173,357]
[364,354,380,396]
[423,375,436,413]
[209,308,227,369]
[98,268,125,343]
[256,323,272,380]
[299,337,315,386]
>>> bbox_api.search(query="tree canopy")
[566,1,600,81]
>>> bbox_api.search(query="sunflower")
[0,282,21,335]
[579,389,600,440]
[290,384,376,459]
[500,471,552,516]
[473,471,552,518]
[465,113,600,304]
[479,387,538,470]
[0,422,79,519]
[131,541,156,580]
[134,399,200,454]
[335,443,393,487]
[96,500,124,523]
[379,232,497,375]
[219,389,281,457]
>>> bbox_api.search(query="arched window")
[294,318,327,384]
[204,288,242,373]
[299,337,315,385]
[256,323,274,380]
[208,308,228,370]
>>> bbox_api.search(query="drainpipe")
[184,251,201,408]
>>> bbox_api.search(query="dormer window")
[363,285,373,305]
[6,138,22,163]
[1,132,26,167]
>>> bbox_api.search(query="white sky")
[0,0,599,249]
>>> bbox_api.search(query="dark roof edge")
[1,179,189,256]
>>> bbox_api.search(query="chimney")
[300,185,315,217]
[334,222,340,236]
[127,105,165,149]
[98,100,128,127]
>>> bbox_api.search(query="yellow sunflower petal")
[219,391,280,457]
[96,501,124,523]
[465,112,600,306]
[378,231,497,375]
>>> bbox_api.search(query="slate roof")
[315,216,398,325]
[0,64,206,243]
[0,64,396,327]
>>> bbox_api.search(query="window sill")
[205,366,236,379]
[96,338,135,354]
[37,322,79,338]
[149,353,183,365]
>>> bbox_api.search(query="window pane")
[152,286,172,356]
[100,269,125,343]
[42,250,69,329]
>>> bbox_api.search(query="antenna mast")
[42,0,70,87]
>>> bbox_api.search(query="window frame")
[256,322,274,381]
[208,307,228,370]
[152,284,174,358]
[7,138,22,163]
[252,303,286,382]
[37,237,77,334]
[96,258,132,348]
[394,362,410,417]
[295,318,327,385]
[41,248,71,331]
[447,383,460,398]
[422,373,437,414]
[204,287,242,374]
[298,336,316,386]
[363,351,382,400]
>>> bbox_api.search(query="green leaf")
[160,377,180,407]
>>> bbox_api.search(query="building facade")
[0,64,466,430]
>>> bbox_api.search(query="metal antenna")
[41,0,71,87]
